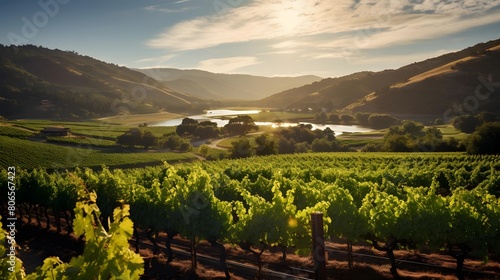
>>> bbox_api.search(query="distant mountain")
[260,38,500,120]
[134,68,322,100]
[0,45,204,119]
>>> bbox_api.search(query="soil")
[10,216,500,280]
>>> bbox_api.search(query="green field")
[0,135,196,170]
[251,111,315,122]
[434,124,468,140]
[0,125,35,138]
[6,120,175,140]
[45,136,119,147]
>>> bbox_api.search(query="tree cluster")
[354,112,399,128]
[176,118,219,139]
[452,112,498,134]
[116,129,193,151]
[116,129,157,149]
[230,125,351,158]
[223,115,258,136]
[466,121,500,154]
[363,121,461,152]
[327,112,399,128]
[162,132,192,152]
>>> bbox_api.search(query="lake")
[150,109,373,135]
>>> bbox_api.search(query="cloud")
[135,54,176,64]
[144,3,194,13]
[147,0,500,52]
[197,56,260,73]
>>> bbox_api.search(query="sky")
[0,0,499,78]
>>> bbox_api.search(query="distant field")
[0,135,196,170]
[97,112,183,125]
[7,120,175,140]
[435,125,467,140]
[45,136,118,147]
[0,125,35,138]
[337,137,384,148]
[251,111,315,122]
[217,136,242,149]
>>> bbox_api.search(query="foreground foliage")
[1,153,500,278]
[0,185,143,279]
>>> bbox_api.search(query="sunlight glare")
[272,0,308,34]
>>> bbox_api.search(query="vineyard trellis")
[1,153,500,279]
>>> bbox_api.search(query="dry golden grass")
[392,56,477,88]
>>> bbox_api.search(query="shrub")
[466,122,500,154]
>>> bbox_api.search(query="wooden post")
[311,212,327,280]
[191,237,197,270]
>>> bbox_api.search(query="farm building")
[40,126,71,137]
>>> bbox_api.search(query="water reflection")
[150,109,373,136]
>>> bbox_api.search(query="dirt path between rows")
[12,215,500,280]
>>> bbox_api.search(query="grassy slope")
[7,120,175,139]
[0,135,196,170]
[96,112,184,125]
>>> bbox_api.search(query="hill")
[344,42,500,118]
[135,68,322,100]
[0,45,204,119]
[259,38,500,120]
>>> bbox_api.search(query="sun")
[272,1,308,34]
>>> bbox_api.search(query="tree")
[452,115,481,134]
[163,134,184,150]
[224,115,258,136]
[255,133,278,156]
[340,114,354,124]
[231,137,254,158]
[315,112,327,124]
[329,114,340,123]
[295,142,310,153]
[323,127,335,141]
[311,138,334,152]
[424,127,443,141]
[382,134,413,152]
[277,136,296,154]
[179,142,192,152]
[116,129,144,148]
[466,122,500,154]
[417,127,444,152]
[176,118,198,136]
[401,120,425,139]
[477,112,497,123]
[198,144,209,157]
[368,114,398,129]
[142,131,158,149]
[193,125,218,139]
[355,112,372,126]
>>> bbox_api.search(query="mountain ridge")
[0,45,205,119]
[1,39,499,121]
[259,38,500,120]
[135,68,322,100]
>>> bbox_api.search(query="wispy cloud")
[135,54,176,64]
[197,56,260,73]
[144,3,194,13]
[147,0,500,52]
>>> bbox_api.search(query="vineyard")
[1,153,500,279]
[0,136,196,170]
